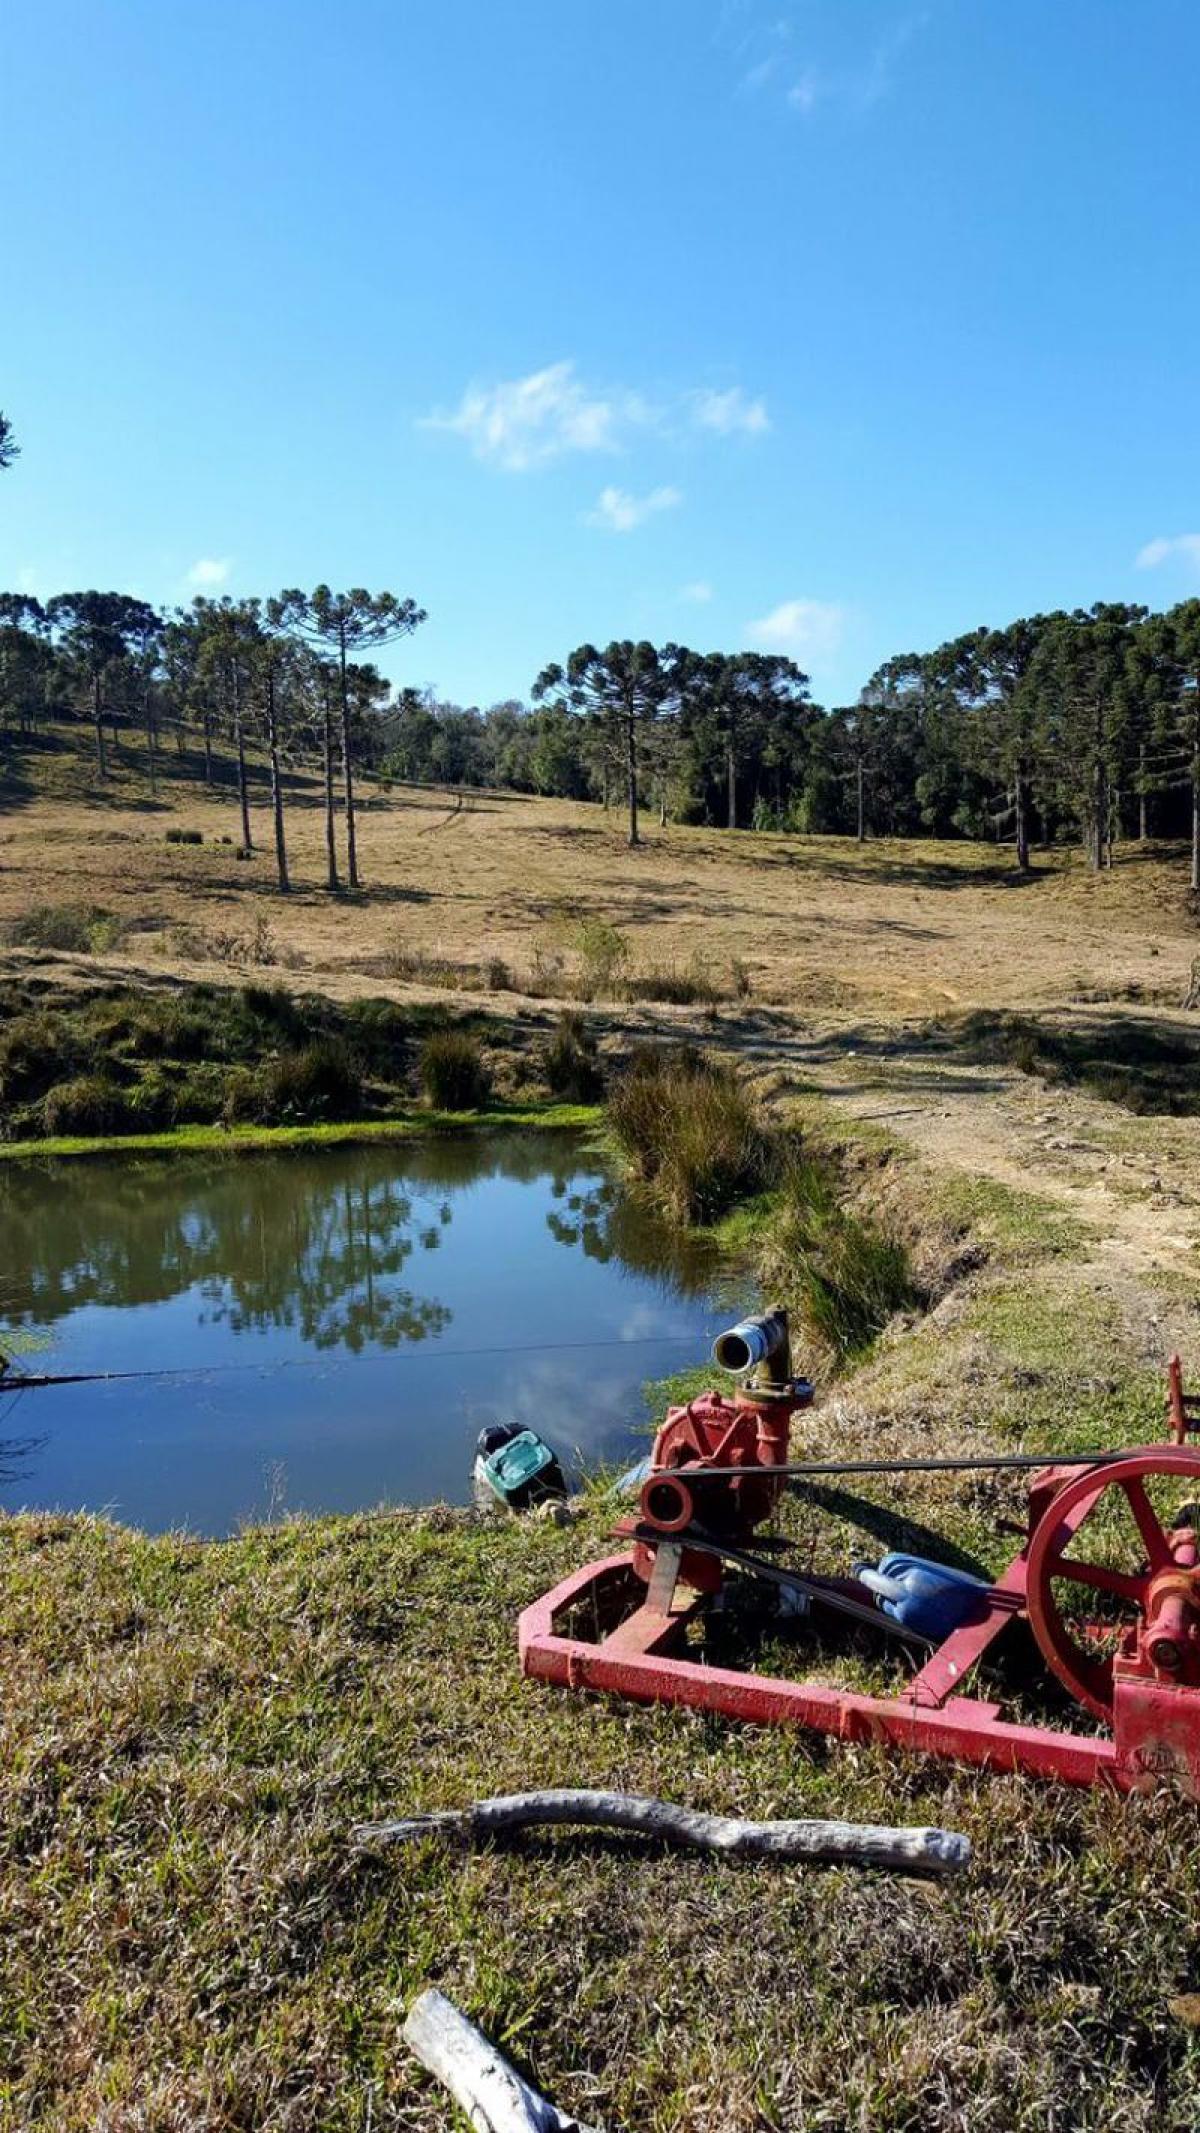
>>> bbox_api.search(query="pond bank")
[0,1098,601,1163]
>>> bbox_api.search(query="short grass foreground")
[1,1503,1199,2133]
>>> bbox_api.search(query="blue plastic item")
[854,1551,992,1641]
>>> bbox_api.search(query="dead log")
[403,1986,600,2133]
[354,1788,970,1876]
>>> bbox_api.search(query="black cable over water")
[0,1329,707,1392]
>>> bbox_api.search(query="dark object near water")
[475,1422,566,1510]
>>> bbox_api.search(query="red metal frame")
[520,1366,1200,1794]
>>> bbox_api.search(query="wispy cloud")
[689,386,770,437]
[787,69,821,115]
[587,484,682,534]
[746,597,846,663]
[741,55,779,92]
[735,5,928,120]
[680,579,714,603]
[423,362,768,470]
[1136,533,1200,573]
[185,556,231,589]
[420,361,646,472]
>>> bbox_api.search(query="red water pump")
[520,1316,1200,1795]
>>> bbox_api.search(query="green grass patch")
[0,1102,602,1163]
[1,1504,1197,2131]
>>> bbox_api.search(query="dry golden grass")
[2,724,1197,1019]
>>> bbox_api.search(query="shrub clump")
[42,1075,132,1137]
[223,1040,363,1126]
[419,1029,492,1110]
[4,903,120,954]
[607,1044,770,1223]
[626,959,722,1008]
[573,919,629,1000]
[164,827,203,846]
[542,1012,604,1102]
[0,1011,82,1106]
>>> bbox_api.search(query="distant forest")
[3,587,1200,887]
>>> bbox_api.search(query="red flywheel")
[1026,1448,1200,1722]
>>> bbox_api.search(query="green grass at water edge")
[0,1101,602,1163]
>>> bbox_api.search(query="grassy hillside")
[4,728,1200,2128]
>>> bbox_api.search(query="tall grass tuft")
[542,1012,604,1102]
[419,1029,493,1110]
[4,903,123,954]
[42,1075,132,1136]
[607,1044,771,1223]
[223,1040,363,1126]
[762,1149,919,1365]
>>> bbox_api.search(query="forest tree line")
[2,588,1200,886]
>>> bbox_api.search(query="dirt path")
[742,1014,1200,1281]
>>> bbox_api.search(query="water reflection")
[0,1133,730,1533]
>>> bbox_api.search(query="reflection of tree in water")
[544,1178,719,1299]
[0,1153,453,1353]
[0,1129,715,1364]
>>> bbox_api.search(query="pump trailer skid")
[520,1326,1200,1794]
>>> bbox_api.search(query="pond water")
[0,1133,736,1535]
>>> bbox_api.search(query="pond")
[0,1132,737,1536]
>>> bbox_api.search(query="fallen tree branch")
[354,1788,970,1876]
[403,1987,600,2133]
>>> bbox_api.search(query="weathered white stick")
[403,1986,600,2133]
[355,1788,970,1876]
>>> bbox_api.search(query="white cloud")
[746,597,847,662]
[421,360,646,471]
[689,386,770,437]
[185,557,231,589]
[1136,533,1200,572]
[423,363,768,469]
[787,69,821,114]
[680,579,714,603]
[587,484,682,534]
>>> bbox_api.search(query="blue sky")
[3,0,1198,709]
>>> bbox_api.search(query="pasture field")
[3,744,1200,2129]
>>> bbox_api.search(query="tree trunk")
[144,694,157,796]
[322,679,341,892]
[233,663,252,851]
[626,705,639,847]
[856,755,865,842]
[266,664,289,893]
[202,708,213,786]
[1139,742,1148,842]
[1014,765,1030,872]
[727,734,737,830]
[339,626,360,890]
[1091,753,1105,872]
[93,670,107,778]
[1192,746,1200,896]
